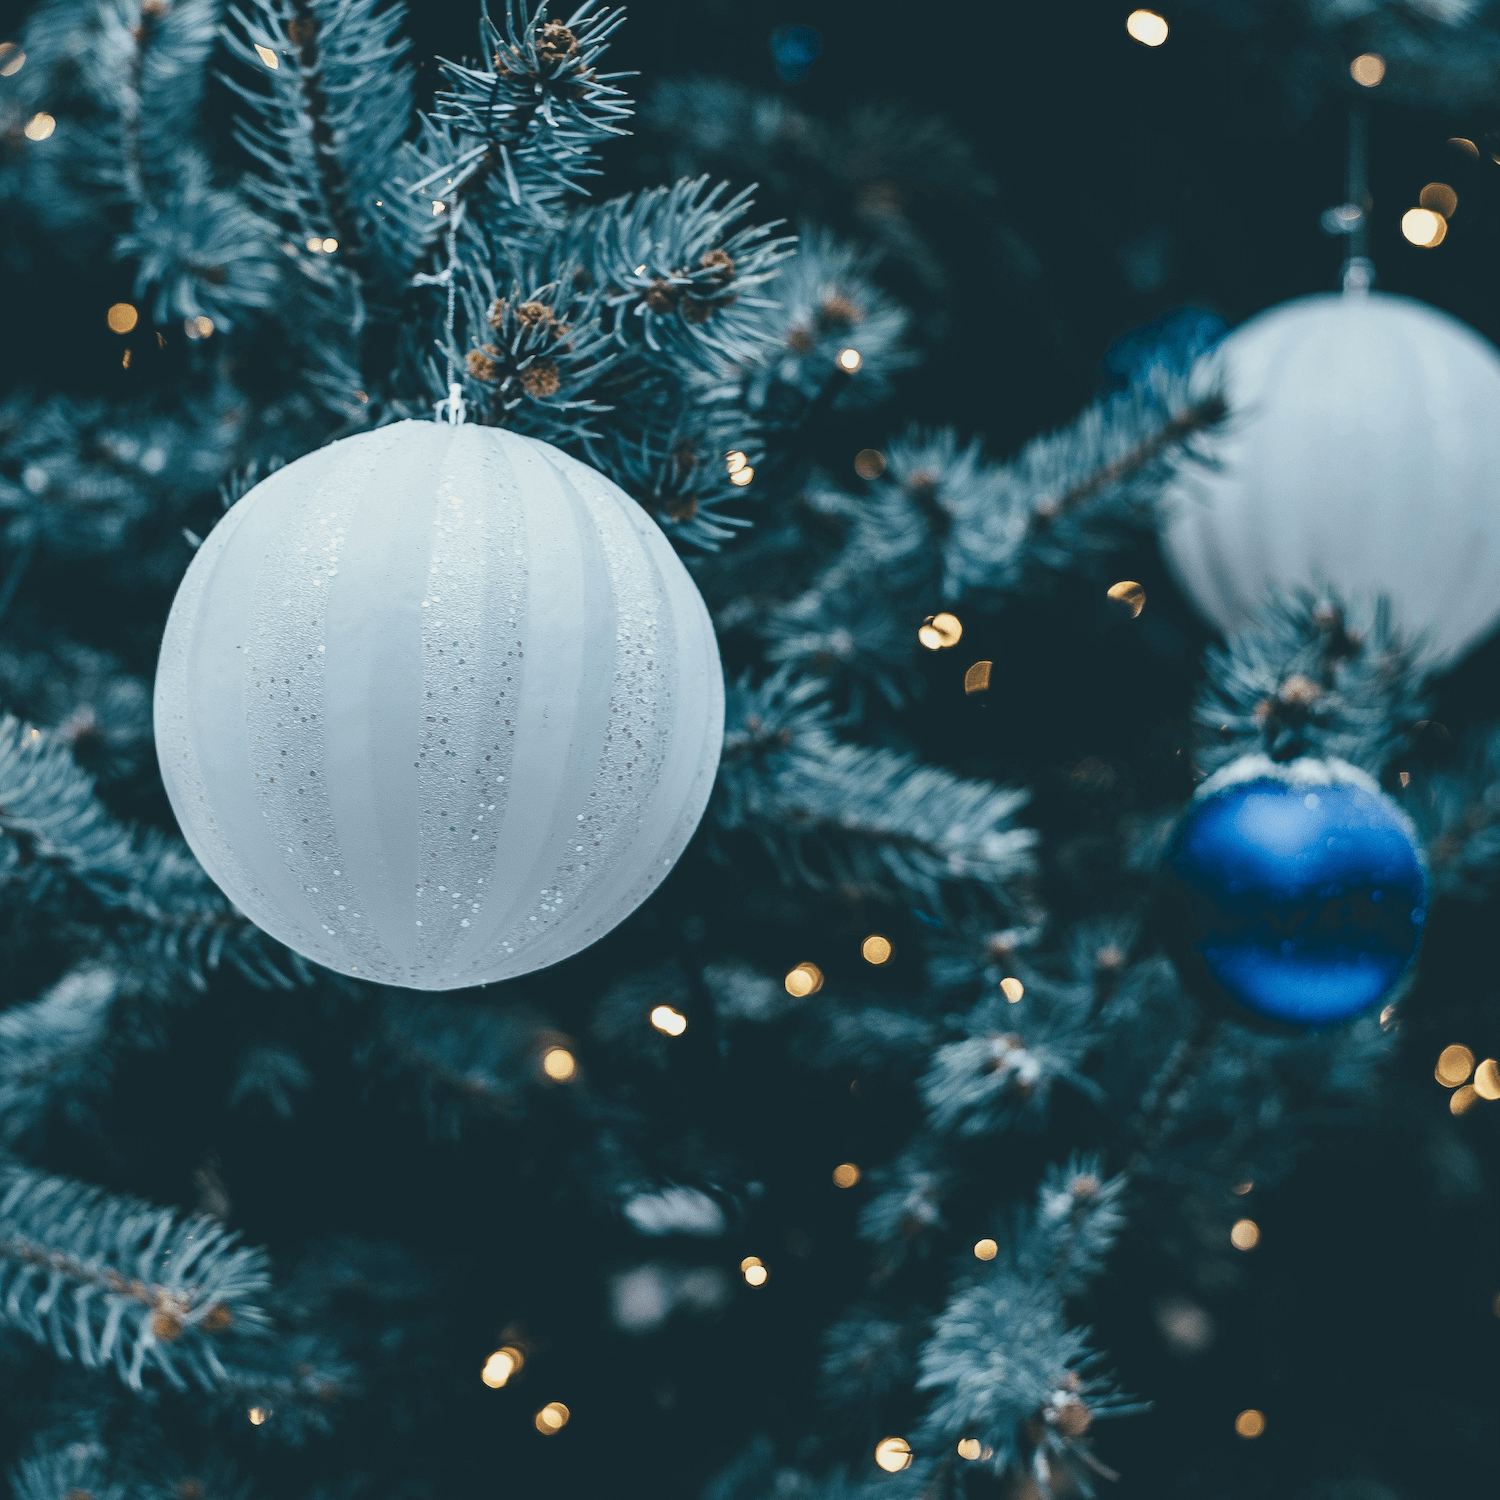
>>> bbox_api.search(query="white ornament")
[1161,291,1500,664]
[155,421,724,990]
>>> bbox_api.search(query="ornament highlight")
[1159,756,1427,1028]
[1161,292,1500,664]
[155,421,724,990]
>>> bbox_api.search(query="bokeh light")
[541,1046,577,1082]
[874,1438,912,1473]
[650,1004,687,1036]
[1230,1218,1260,1251]
[1350,53,1385,87]
[107,303,138,334]
[832,1163,861,1188]
[1401,208,1446,247]
[1126,10,1168,46]
[1235,1409,1266,1438]
[861,934,893,965]
[1435,1044,1474,1086]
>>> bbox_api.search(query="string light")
[1230,1218,1260,1251]
[973,1238,998,1260]
[254,43,279,68]
[964,660,992,695]
[1000,976,1024,1003]
[1435,1044,1474,1087]
[541,1046,577,1081]
[23,113,55,142]
[322,237,338,253]
[1125,10,1168,46]
[107,303,138,334]
[1474,1058,1500,1100]
[724,451,747,474]
[1451,1084,1479,1116]
[861,934,893,965]
[1350,52,1385,87]
[1107,580,1146,617]
[956,1439,982,1460]
[1235,1409,1266,1439]
[854,449,886,479]
[917,613,963,650]
[1232,1180,1253,1196]
[837,348,863,372]
[534,1401,570,1434]
[729,466,755,487]
[482,1346,524,1387]
[184,316,214,339]
[1420,183,1458,217]
[0,44,26,77]
[122,349,131,369]
[650,1004,687,1036]
[832,1162,861,1188]
[784,962,824,997]
[1401,208,1446,248]
[741,1256,768,1286]
[874,1438,912,1473]
[247,1406,270,1426]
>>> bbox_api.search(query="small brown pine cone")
[819,293,865,328]
[1094,944,1126,974]
[683,295,722,325]
[151,1308,185,1341]
[646,279,678,314]
[487,298,508,329]
[1070,1173,1101,1202]
[1051,1397,1093,1438]
[700,248,735,283]
[287,16,317,46]
[520,359,560,397]
[200,1302,235,1333]
[664,494,700,522]
[466,348,499,383]
[535,20,579,67]
[1278,673,1323,708]
[787,325,814,353]
[1253,697,1276,723]
[516,300,551,328]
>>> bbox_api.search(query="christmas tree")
[2,2,1500,1498]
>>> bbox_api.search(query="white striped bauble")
[1161,291,1500,665]
[154,420,724,991]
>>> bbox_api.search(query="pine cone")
[1050,1397,1093,1438]
[664,495,700,522]
[700,248,736,284]
[819,293,865,328]
[1278,673,1323,708]
[787,325,814,353]
[646,280,679,314]
[487,298,508,329]
[467,348,500,383]
[534,20,579,68]
[516,300,552,328]
[520,359,560,398]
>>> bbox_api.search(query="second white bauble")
[1161,291,1500,665]
[155,420,724,991]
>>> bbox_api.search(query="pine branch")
[0,1167,271,1392]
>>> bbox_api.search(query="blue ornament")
[1160,756,1427,1028]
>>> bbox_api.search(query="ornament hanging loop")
[435,382,466,426]
[412,211,467,425]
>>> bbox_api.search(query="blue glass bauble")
[1161,756,1428,1028]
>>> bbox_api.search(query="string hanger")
[1342,107,1374,295]
[413,216,467,425]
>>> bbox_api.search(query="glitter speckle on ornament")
[1160,756,1427,1028]
[154,421,724,991]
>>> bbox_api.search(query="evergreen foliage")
[2,1,1500,1497]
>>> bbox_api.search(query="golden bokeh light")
[832,1162,862,1188]
[1107,580,1146,617]
[1474,1058,1500,1100]
[1435,1044,1474,1087]
[873,1437,913,1473]
[964,660,993,696]
[784,962,824,997]
[917,612,963,650]
[1230,1218,1260,1251]
[1235,1409,1266,1439]
[1232,1180,1254,1196]
[534,1401,570,1434]
[1400,208,1446,247]
[957,1438,982,1460]
[322,237,338,253]
[1000,976,1024,1004]
[482,1346,524,1388]
[740,1255,762,1271]
[854,448,886,479]
[1419,182,1458,217]
[0,44,26,77]
[254,43,279,68]
[24,112,55,142]
[248,1405,270,1426]
[650,1004,688,1037]
[837,348,863,373]
[1350,52,1385,87]
[1450,137,1480,157]
[184,315,215,339]
[974,1237,998,1261]
[1126,9,1168,46]
[724,450,747,474]
[743,1261,768,1287]
[729,466,755,487]
[1451,1084,1479,1116]
[862,934,893,965]
[107,303,138,334]
[541,1046,577,1082]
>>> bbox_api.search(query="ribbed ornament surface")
[1161,292,1500,664]
[154,421,724,990]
